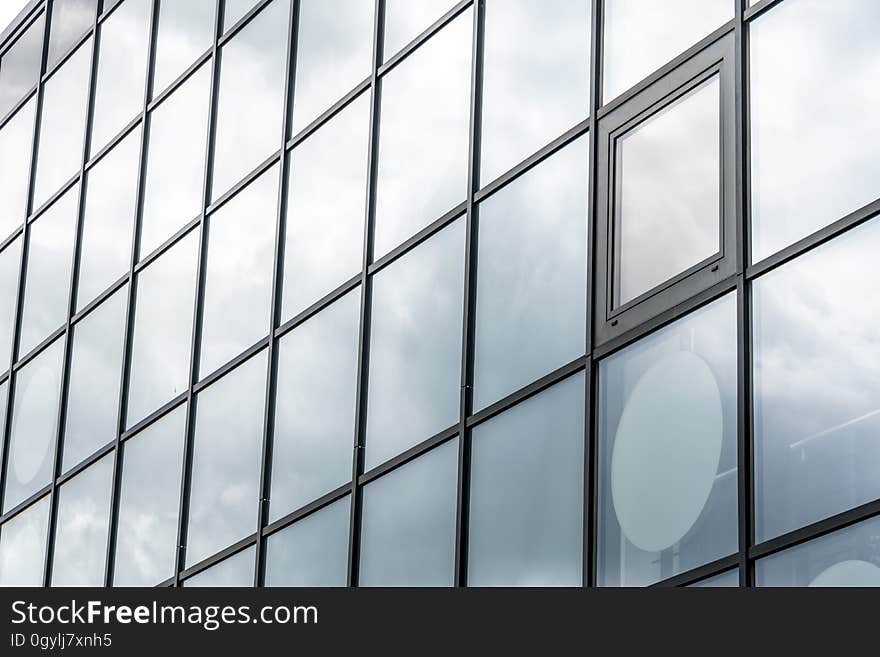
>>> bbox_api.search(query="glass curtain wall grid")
[1,0,880,588]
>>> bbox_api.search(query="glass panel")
[359,440,458,587]
[0,12,44,120]
[291,0,373,133]
[468,374,585,587]
[113,404,186,586]
[757,516,880,587]
[126,230,199,428]
[186,352,267,567]
[602,0,731,103]
[50,454,113,586]
[33,38,91,211]
[183,546,255,587]
[153,0,216,97]
[140,62,210,257]
[224,0,259,32]
[270,290,359,520]
[19,185,78,356]
[750,0,880,262]
[0,238,21,374]
[77,126,140,310]
[282,92,369,321]
[473,137,588,410]
[62,287,126,472]
[383,0,457,61]
[0,97,36,239]
[265,496,350,587]
[373,9,471,258]
[47,0,97,69]
[480,0,589,184]
[615,75,720,306]
[753,219,880,541]
[0,496,49,586]
[365,219,464,469]
[90,0,151,155]
[200,166,277,378]
[2,338,64,513]
[691,569,738,588]
[597,293,737,587]
[211,0,289,201]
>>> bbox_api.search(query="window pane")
[480,0,589,184]
[753,220,880,542]
[270,290,359,520]
[366,219,464,469]
[750,0,880,262]
[615,75,720,306]
[63,287,126,472]
[474,137,588,410]
[211,0,289,201]
[113,404,186,586]
[597,293,737,587]
[186,352,267,567]
[0,238,22,374]
[184,546,255,587]
[359,440,458,586]
[77,126,139,310]
[282,92,369,321]
[0,495,49,586]
[757,516,880,587]
[199,166,277,378]
[468,374,585,587]
[224,0,259,32]
[0,98,36,239]
[126,230,199,428]
[2,338,64,513]
[47,0,97,69]
[373,9,471,258]
[19,185,78,357]
[50,454,113,586]
[383,0,457,61]
[0,12,44,120]
[90,0,151,156]
[140,62,210,258]
[691,569,738,588]
[33,38,91,211]
[265,496,350,587]
[153,0,215,97]
[602,0,731,103]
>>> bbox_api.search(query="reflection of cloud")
[185,545,254,587]
[383,0,457,62]
[0,97,35,239]
[152,0,215,96]
[0,494,49,586]
[47,0,97,68]
[480,0,590,185]
[224,0,259,31]
[0,12,43,120]
[750,0,880,261]
[0,238,22,373]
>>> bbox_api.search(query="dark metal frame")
[1,0,880,589]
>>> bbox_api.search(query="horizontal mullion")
[0,485,50,526]
[119,391,188,443]
[27,172,81,226]
[55,439,116,487]
[11,325,65,372]
[0,84,38,132]
[193,335,270,393]
[0,225,24,256]
[359,425,460,487]
[274,274,361,341]
[205,149,283,217]
[178,532,258,582]
[70,273,129,327]
[648,554,739,588]
[217,0,274,47]
[83,113,143,174]
[0,1,43,57]
[286,78,371,151]
[133,214,201,274]
[41,25,93,84]
[147,48,213,110]
[743,0,786,22]
[262,483,353,538]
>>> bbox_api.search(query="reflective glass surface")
[750,0,880,262]
[468,375,585,587]
[199,165,277,378]
[359,439,458,587]
[383,0,457,61]
[0,12,44,120]
[270,290,359,521]
[153,0,216,96]
[50,454,113,586]
[224,0,259,32]
[480,0,590,184]
[365,219,465,469]
[597,293,737,586]
[211,0,289,201]
[0,238,21,374]
[113,404,186,587]
[184,546,255,587]
[753,219,880,541]
[0,496,49,586]
[691,569,738,588]
[373,9,471,258]
[282,92,369,321]
[186,352,267,567]
[0,97,36,239]
[265,496,350,587]
[473,137,588,410]
[47,0,97,69]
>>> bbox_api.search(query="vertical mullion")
[346,0,383,588]
[103,0,161,587]
[453,0,484,589]
[253,0,299,588]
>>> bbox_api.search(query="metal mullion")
[262,482,352,539]
[0,84,38,133]
[0,227,24,259]
[649,553,740,588]
[346,0,384,588]
[0,1,43,57]
[253,0,300,588]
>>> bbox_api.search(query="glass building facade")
[0,0,878,588]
